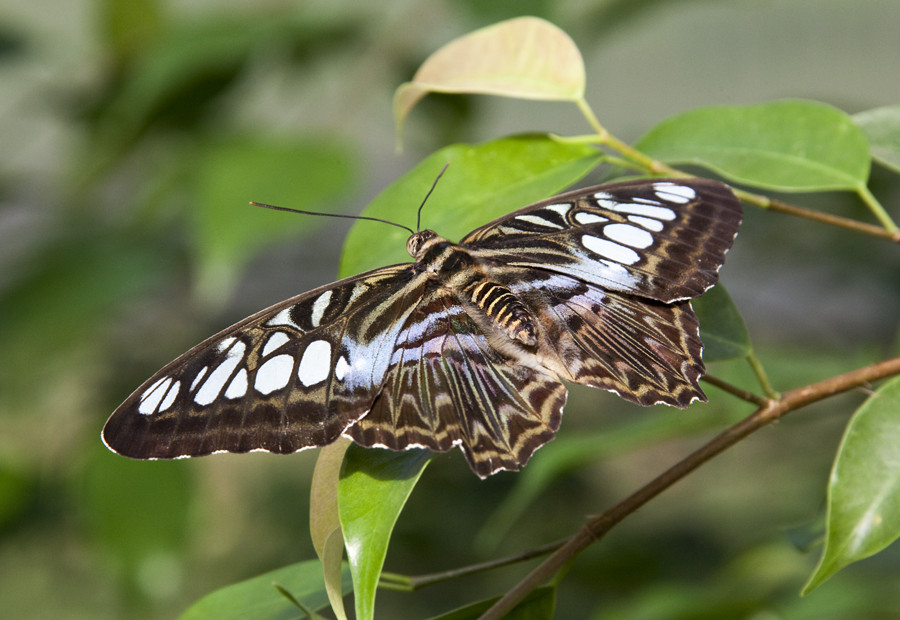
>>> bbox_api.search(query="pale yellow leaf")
[394,17,585,140]
[309,439,351,620]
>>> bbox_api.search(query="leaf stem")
[746,352,780,399]
[575,99,682,175]
[380,539,563,592]
[735,188,900,242]
[479,356,900,620]
[701,374,770,407]
[856,184,899,233]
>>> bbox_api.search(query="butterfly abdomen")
[466,280,537,347]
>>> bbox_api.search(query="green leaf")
[424,585,557,620]
[193,135,356,305]
[636,100,871,191]
[180,559,352,620]
[854,105,900,173]
[99,0,164,63]
[309,440,351,620]
[339,134,601,277]
[395,17,585,142]
[338,446,432,620]
[693,285,752,362]
[803,376,900,594]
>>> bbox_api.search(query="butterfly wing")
[461,178,742,302]
[104,177,742,476]
[102,264,425,459]
[507,272,706,407]
[345,284,567,478]
[461,178,742,409]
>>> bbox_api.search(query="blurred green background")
[1,1,899,618]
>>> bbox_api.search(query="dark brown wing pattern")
[462,177,742,302]
[102,264,424,459]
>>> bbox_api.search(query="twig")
[479,356,900,620]
[701,374,770,407]
[380,539,565,592]
[742,191,900,242]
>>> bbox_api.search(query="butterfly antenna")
[250,202,415,236]
[416,162,450,232]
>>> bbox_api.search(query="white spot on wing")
[545,203,571,216]
[604,223,654,248]
[599,259,638,287]
[575,212,609,225]
[516,214,563,229]
[217,336,236,352]
[225,368,248,399]
[262,331,290,358]
[581,235,640,265]
[334,355,350,381]
[159,380,180,412]
[609,202,676,221]
[139,377,172,415]
[310,290,332,327]
[190,366,208,392]
[628,215,664,232]
[348,283,367,304]
[255,354,294,395]
[267,307,300,330]
[653,182,696,204]
[195,339,247,406]
[298,339,332,387]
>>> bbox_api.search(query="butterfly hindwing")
[102,264,425,459]
[346,285,567,477]
[503,272,706,407]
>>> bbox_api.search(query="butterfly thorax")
[408,230,539,348]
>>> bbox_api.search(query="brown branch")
[734,190,900,243]
[479,356,900,620]
[701,374,770,407]
[381,539,565,591]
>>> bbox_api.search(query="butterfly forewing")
[104,177,742,477]
[103,264,425,459]
[462,178,742,302]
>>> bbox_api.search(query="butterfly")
[103,177,742,478]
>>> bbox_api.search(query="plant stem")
[380,539,564,592]
[479,356,900,620]
[857,184,899,233]
[736,189,900,242]
[701,374,770,407]
[575,98,682,175]
[746,352,780,399]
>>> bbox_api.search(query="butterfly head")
[406,229,440,260]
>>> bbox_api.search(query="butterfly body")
[103,178,742,477]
